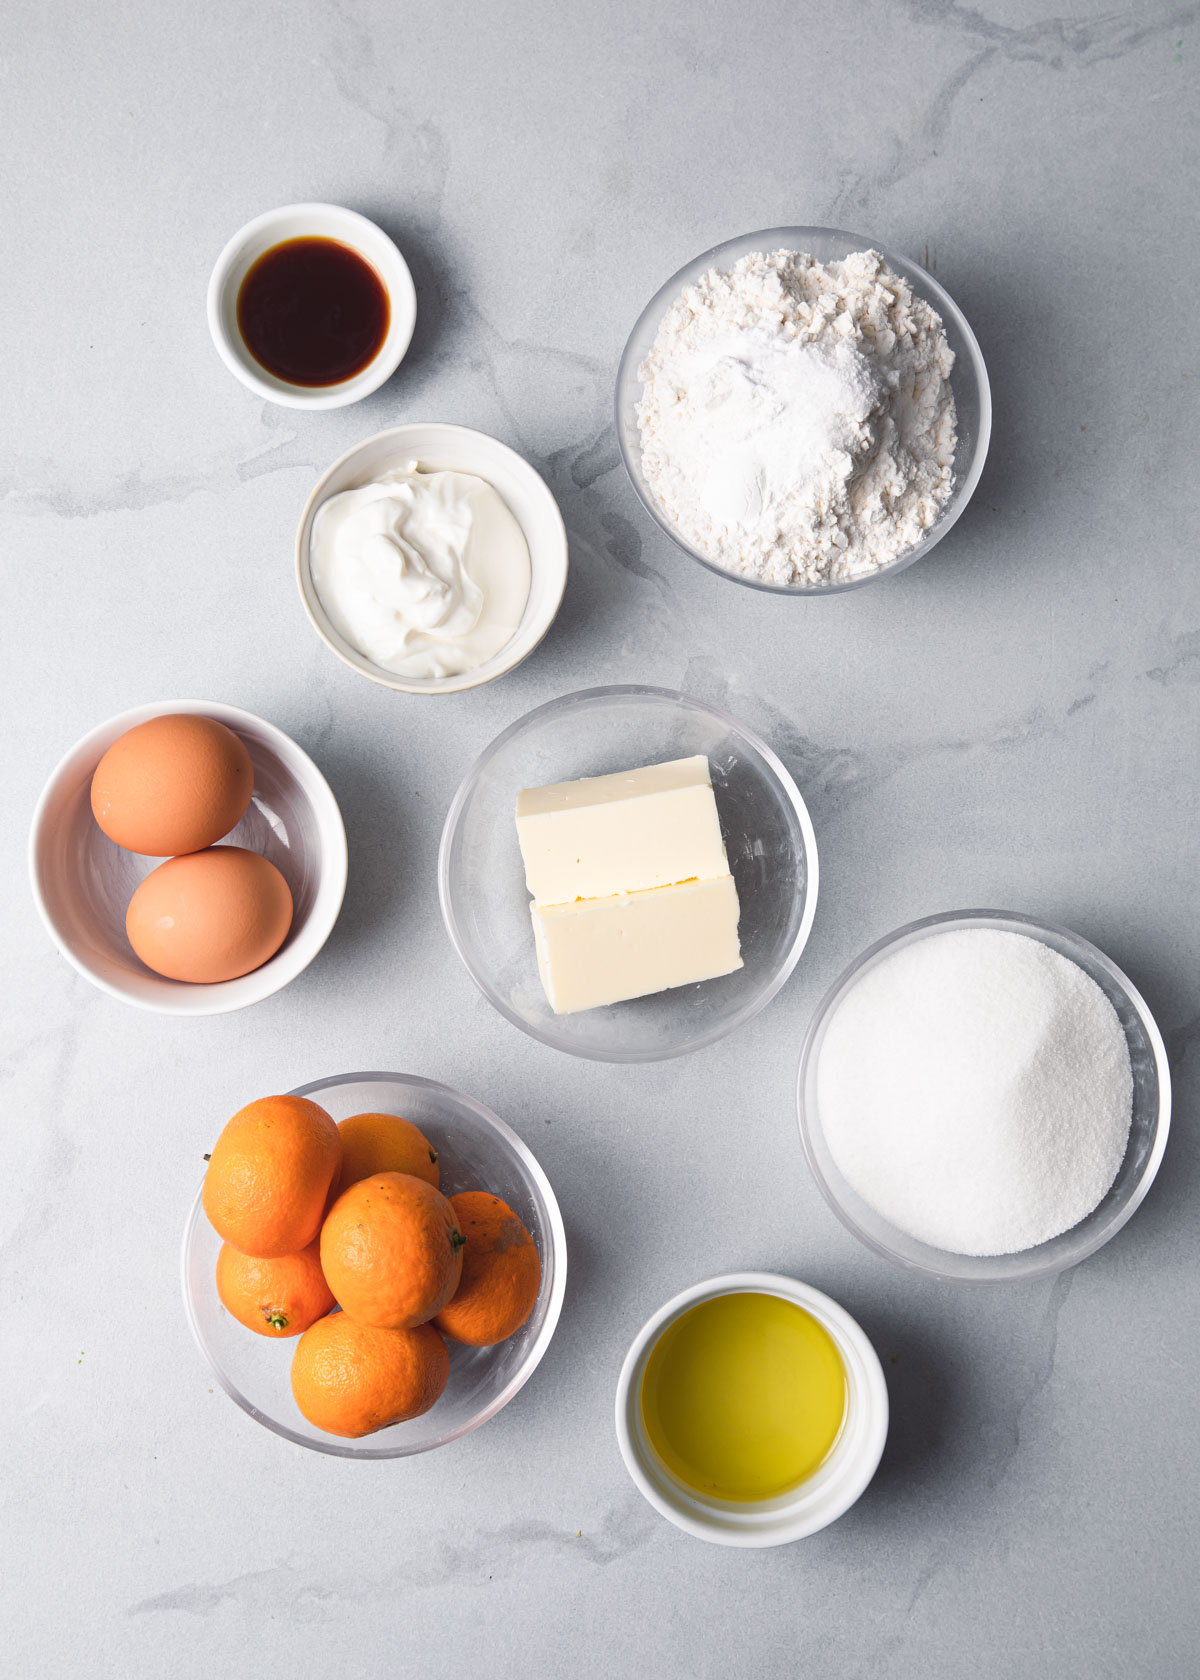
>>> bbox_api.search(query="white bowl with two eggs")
[295,424,569,696]
[29,700,347,1016]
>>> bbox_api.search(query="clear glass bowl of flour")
[615,227,991,595]
[797,910,1171,1283]
[439,685,818,1063]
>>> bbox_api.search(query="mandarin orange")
[433,1191,541,1346]
[203,1094,340,1258]
[335,1112,439,1195]
[320,1172,464,1329]
[290,1313,449,1438]
[215,1239,334,1337]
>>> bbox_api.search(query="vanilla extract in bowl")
[236,237,390,387]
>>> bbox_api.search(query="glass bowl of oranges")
[181,1071,567,1458]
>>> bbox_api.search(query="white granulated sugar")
[816,930,1133,1257]
[636,249,958,587]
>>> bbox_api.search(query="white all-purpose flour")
[636,249,958,587]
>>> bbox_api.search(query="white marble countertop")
[4,3,1198,1675]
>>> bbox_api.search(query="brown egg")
[91,714,254,856]
[126,847,293,983]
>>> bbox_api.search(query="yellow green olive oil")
[640,1292,847,1501]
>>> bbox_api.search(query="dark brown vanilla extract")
[236,238,389,387]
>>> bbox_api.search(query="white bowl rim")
[180,1070,569,1458]
[295,422,569,695]
[437,682,820,1062]
[796,907,1173,1284]
[614,1270,888,1546]
[28,699,348,1016]
[615,223,993,596]
[206,202,417,410]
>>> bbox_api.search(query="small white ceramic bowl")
[616,1272,888,1547]
[29,700,347,1015]
[207,203,416,409]
[296,423,569,695]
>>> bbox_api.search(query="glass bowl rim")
[796,908,1172,1285]
[180,1070,568,1457]
[614,223,993,596]
[437,683,820,1063]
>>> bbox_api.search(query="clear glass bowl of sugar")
[797,910,1171,1284]
[615,226,991,595]
[439,685,819,1063]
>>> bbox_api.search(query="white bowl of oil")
[615,1272,888,1546]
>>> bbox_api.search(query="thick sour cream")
[309,463,531,680]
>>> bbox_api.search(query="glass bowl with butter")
[439,685,818,1062]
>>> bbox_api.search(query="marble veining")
[3,1,1198,1676]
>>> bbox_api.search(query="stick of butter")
[515,755,743,1014]
[531,877,743,1014]
[515,755,730,904]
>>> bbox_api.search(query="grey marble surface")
[4,2,1198,1675]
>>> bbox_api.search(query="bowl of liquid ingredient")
[616,226,990,594]
[182,1072,567,1458]
[615,1272,887,1546]
[29,700,347,1015]
[439,685,818,1062]
[798,910,1171,1284]
[296,423,568,695]
[208,204,417,409]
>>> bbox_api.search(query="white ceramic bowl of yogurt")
[296,424,569,695]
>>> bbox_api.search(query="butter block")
[516,755,729,904]
[531,876,744,1014]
